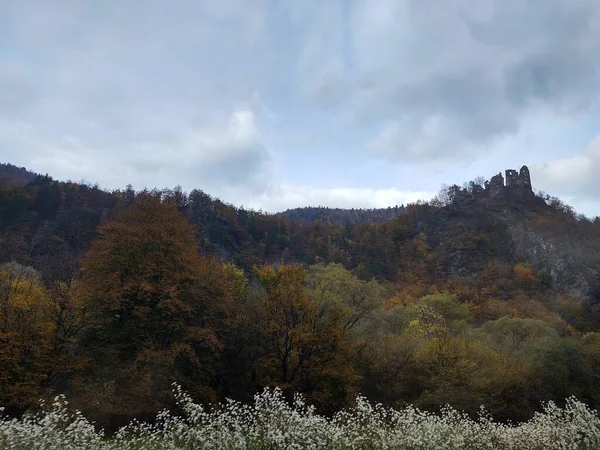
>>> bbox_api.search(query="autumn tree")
[356,308,423,407]
[196,258,251,401]
[36,242,87,394]
[76,193,222,428]
[306,263,384,337]
[251,263,358,413]
[513,263,536,291]
[0,263,54,415]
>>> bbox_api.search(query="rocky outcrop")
[429,165,599,303]
[418,201,599,303]
[502,218,595,302]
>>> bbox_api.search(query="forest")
[2,161,600,440]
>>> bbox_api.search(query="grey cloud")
[1,108,273,202]
[291,2,349,108]
[0,64,41,118]
[297,0,600,163]
[3,0,270,122]
[504,49,600,112]
[147,111,274,198]
[4,0,600,213]
[0,0,274,202]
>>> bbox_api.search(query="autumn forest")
[3,161,600,433]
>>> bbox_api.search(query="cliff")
[421,165,600,304]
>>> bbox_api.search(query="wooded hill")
[278,205,406,224]
[2,161,600,430]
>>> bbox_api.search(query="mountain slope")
[1,162,599,306]
[415,191,600,303]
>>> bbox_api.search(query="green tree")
[307,263,384,336]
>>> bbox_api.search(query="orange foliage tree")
[513,263,536,291]
[77,193,222,427]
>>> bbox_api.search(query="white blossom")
[1,386,599,449]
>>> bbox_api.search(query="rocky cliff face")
[421,166,600,304]
[497,208,599,303]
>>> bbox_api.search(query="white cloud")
[1,107,273,199]
[533,136,600,200]
[246,185,434,213]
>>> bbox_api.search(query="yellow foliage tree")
[0,263,53,414]
[253,263,358,413]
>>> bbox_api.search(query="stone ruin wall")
[451,165,534,205]
[505,166,532,190]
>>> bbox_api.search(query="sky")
[1,1,600,215]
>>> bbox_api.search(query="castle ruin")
[481,165,533,197]
[506,166,532,189]
[453,165,534,204]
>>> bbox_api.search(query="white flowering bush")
[1,385,600,449]
[0,395,106,450]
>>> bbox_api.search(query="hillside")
[3,161,600,428]
[2,162,599,304]
[0,163,37,187]
[278,205,405,224]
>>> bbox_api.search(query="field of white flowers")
[1,384,600,450]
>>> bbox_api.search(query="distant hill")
[0,162,38,187]
[277,205,405,224]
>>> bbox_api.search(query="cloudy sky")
[1,1,600,215]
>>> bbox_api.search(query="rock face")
[440,165,598,303]
[502,219,595,302]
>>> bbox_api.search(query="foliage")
[0,263,54,414]
[4,163,600,432]
[278,205,405,224]
[75,193,222,427]
[250,264,359,413]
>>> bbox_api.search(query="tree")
[77,193,221,428]
[357,325,422,407]
[467,176,485,193]
[307,263,383,336]
[34,240,87,394]
[34,180,62,220]
[513,263,536,291]
[251,264,358,413]
[0,263,54,415]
